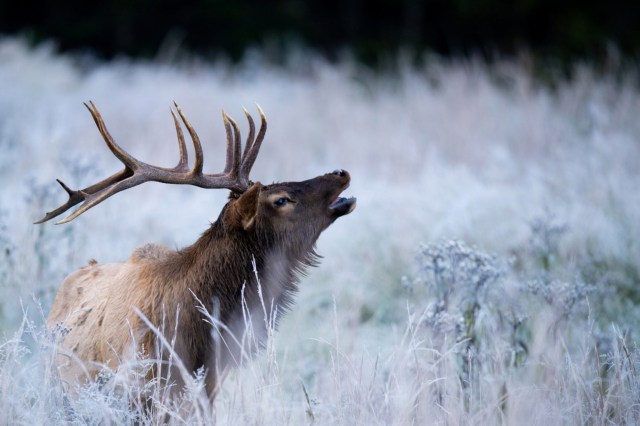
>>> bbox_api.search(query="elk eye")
[274,197,290,207]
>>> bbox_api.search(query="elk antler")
[35,101,267,225]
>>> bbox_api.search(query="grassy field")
[1,37,639,424]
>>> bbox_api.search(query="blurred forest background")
[1,0,639,68]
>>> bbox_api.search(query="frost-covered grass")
[1,37,639,424]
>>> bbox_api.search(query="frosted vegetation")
[1,37,639,424]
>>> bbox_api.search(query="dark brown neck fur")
[153,204,318,373]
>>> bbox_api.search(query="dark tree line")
[1,0,638,64]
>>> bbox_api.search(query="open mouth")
[329,196,357,216]
[327,170,356,217]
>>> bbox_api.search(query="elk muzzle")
[326,169,356,218]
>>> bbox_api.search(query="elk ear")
[234,182,262,230]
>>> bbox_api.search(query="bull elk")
[38,101,356,400]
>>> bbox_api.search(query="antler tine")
[239,104,267,178]
[221,112,233,174]
[33,179,84,224]
[242,107,256,161]
[84,102,139,171]
[221,112,242,176]
[170,107,189,172]
[33,170,133,224]
[174,102,204,176]
[56,173,147,224]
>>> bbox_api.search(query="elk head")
[225,170,355,253]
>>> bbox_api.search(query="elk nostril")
[332,169,345,177]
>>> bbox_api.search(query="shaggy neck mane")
[165,213,320,328]
[151,215,321,373]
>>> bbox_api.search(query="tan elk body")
[40,102,356,398]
